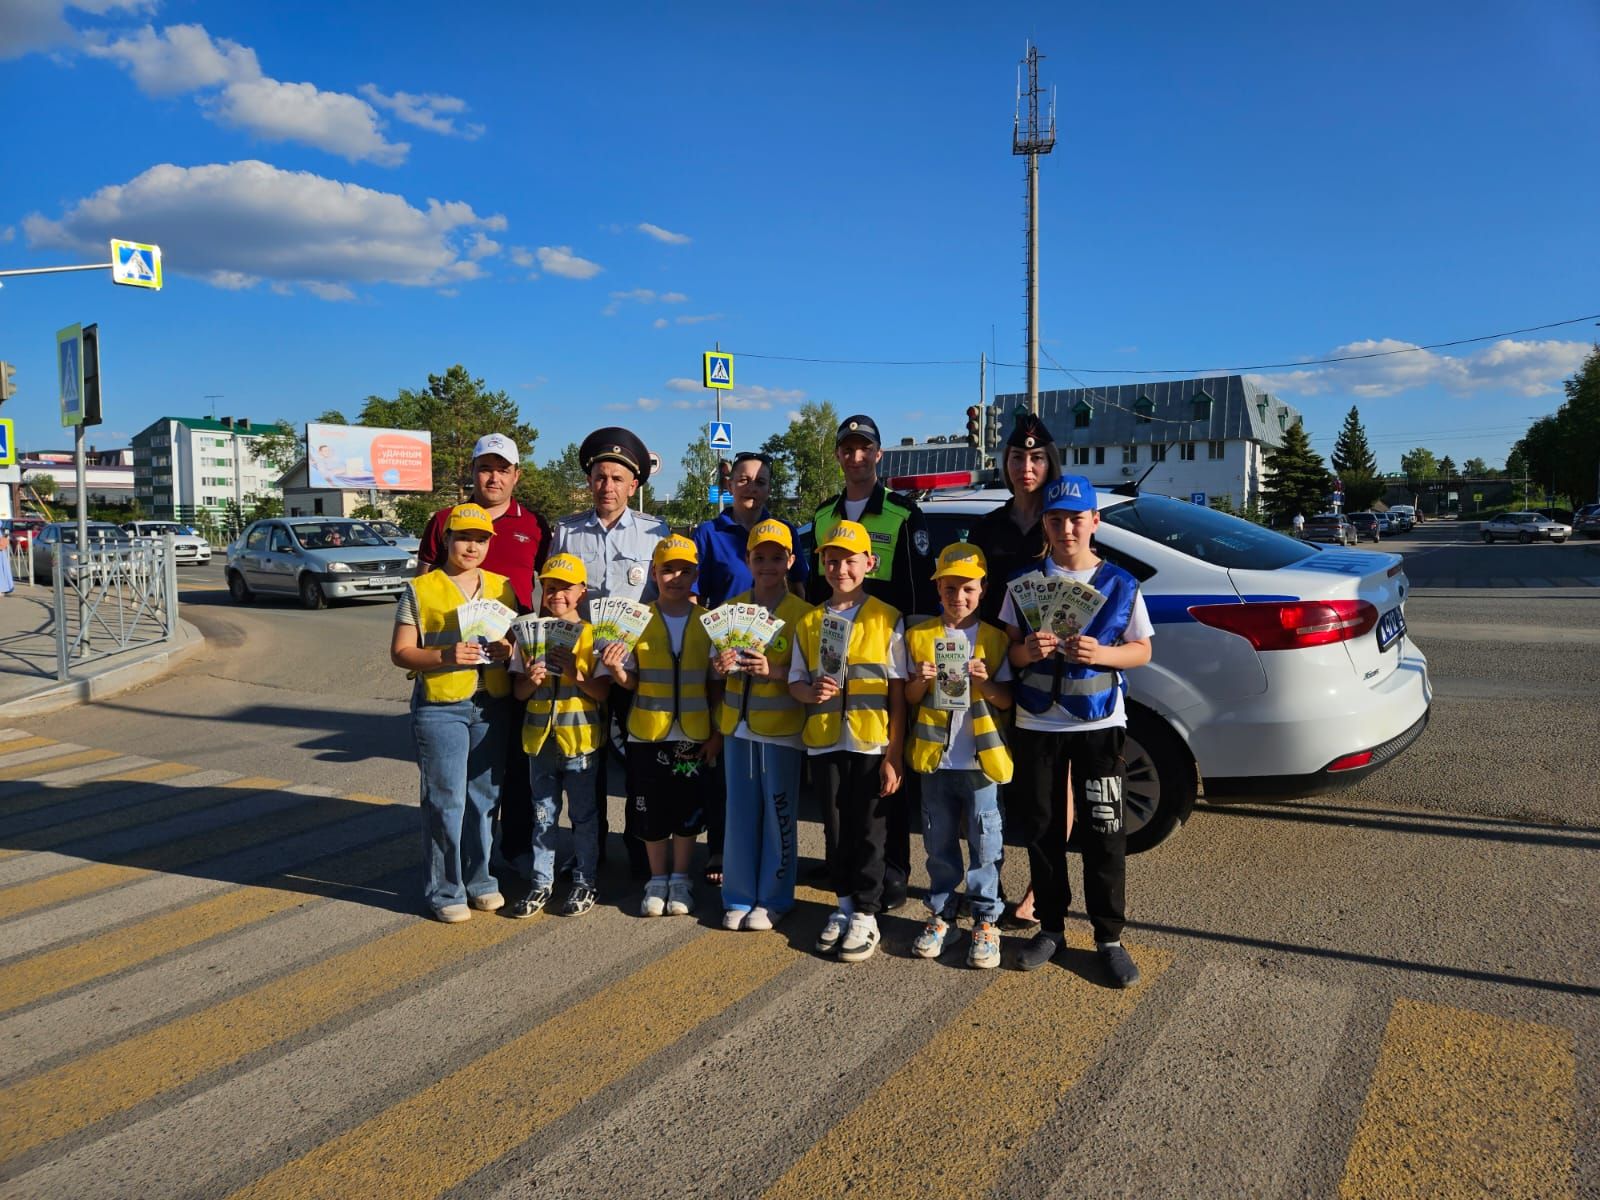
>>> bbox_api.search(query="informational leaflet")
[592,598,650,651]
[1041,577,1107,642]
[699,606,733,653]
[1006,574,1043,633]
[510,614,546,670]
[702,603,784,663]
[932,636,971,711]
[544,619,582,656]
[818,612,851,686]
[456,598,516,644]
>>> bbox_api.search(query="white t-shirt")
[998,561,1153,734]
[918,623,1014,771]
[841,496,870,523]
[787,603,908,756]
[599,610,714,744]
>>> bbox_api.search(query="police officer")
[552,427,670,878]
[800,413,934,908]
[969,412,1061,625]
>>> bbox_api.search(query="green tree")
[1438,455,1457,479]
[360,365,536,504]
[252,419,302,476]
[660,433,719,528]
[518,441,589,521]
[1511,345,1600,502]
[315,409,349,425]
[1462,456,1489,477]
[352,502,385,520]
[1400,447,1439,479]
[32,473,56,500]
[1260,419,1333,526]
[760,400,842,521]
[1330,405,1383,510]
[249,494,284,520]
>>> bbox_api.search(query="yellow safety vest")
[717,591,810,739]
[626,605,714,743]
[795,596,900,750]
[410,569,517,702]
[522,623,603,757]
[904,618,1014,784]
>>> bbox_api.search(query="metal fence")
[51,534,180,681]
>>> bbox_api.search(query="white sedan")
[909,484,1433,854]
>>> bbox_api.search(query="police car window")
[1099,494,1317,570]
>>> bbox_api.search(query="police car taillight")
[1187,599,1379,651]
[885,471,981,492]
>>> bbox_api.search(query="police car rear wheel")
[1121,706,1197,855]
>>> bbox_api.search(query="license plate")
[367,576,403,587]
[1376,606,1406,651]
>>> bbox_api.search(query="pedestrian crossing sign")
[703,351,733,390]
[110,239,163,290]
[0,418,13,467]
[58,323,84,428]
[708,421,733,450]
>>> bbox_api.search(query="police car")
[900,475,1433,855]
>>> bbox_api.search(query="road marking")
[0,759,200,823]
[763,934,1171,1200]
[0,736,60,764]
[227,931,798,1200]
[2,777,260,854]
[0,899,538,1163]
[0,747,119,784]
[0,833,413,1014]
[1338,997,1574,1199]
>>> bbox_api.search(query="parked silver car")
[226,518,415,608]
[1302,513,1357,546]
[30,521,134,584]
[1480,511,1571,544]
[121,520,213,565]
[365,520,422,554]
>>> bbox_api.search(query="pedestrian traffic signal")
[0,362,14,404]
[965,405,982,450]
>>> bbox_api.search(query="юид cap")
[651,533,699,566]
[932,541,987,581]
[819,520,872,556]
[747,518,793,552]
[539,553,587,586]
[1042,474,1098,514]
[446,503,496,535]
[473,433,519,465]
[835,415,881,448]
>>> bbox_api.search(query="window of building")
[1122,444,1137,464]
[1208,441,1224,460]
[1151,443,1168,462]
[1094,446,1106,465]
[1073,401,1092,429]
[1278,411,1289,430]
[1180,442,1197,461]
[1192,391,1213,420]
[314,498,325,515]
[1134,396,1154,424]
[1073,447,1090,466]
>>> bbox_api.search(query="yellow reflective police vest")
[904,618,1014,784]
[795,596,900,749]
[410,569,517,702]
[626,605,714,743]
[717,590,810,739]
[523,623,603,757]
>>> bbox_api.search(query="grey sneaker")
[722,908,748,931]
[838,913,881,963]
[433,903,471,924]
[744,907,775,931]
[507,886,551,919]
[816,909,849,953]
[666,878,694,916]
[1015,931,1064,972]
[968,921,1001,970]
[468,891,505,912]
[1098,943,1141,988]
[912,916,950,959]
[641,879,668,918]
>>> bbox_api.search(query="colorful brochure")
[1007,574,1043,633]
[1041,577,1107,642]
[544,618,582,657]
[932,636,971,711]
[818,612,851,686]
[510,614,547,670]
[700,606,734,654]
[456,598,516,644]
[591,597,650,651]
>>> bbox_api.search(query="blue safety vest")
[1012,560,1139,723]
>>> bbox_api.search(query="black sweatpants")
[813,750,892,914]
[1009,724,1128,943]
[496,715,534,880]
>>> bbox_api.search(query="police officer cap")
[835,414,881,447]
[579,426,652,481]
[1007,412,1055,450]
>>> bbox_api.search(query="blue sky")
[2,1,1596,490]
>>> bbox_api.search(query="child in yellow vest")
[788,520,907,962]
[507,553,610,919]
[712,519,810,931]
[388,504,517,923]
[599,534,723,918]
[903,543,1014,969]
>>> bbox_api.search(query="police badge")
[913,528,930,556]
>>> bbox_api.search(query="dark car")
[1303,513,1357,547]
[1347,512,1382,542]
[1571,504,1599,539]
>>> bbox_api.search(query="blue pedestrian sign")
[708,421,733,450]
[110,239,163,290]
[1190,492,1207,506]
[57,323,84,428]
[0,418,13,467]
[706,484,734,506]
[703,351,733,390]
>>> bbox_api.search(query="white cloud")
[0,225,13,242]
[534,245,602,280]
[466,231,500,260]
[303,281,355,301]
[0,0,151,60]
[653,317,670,329]
[665,377,700,392]
[675,312,722,325]
[1251,337,1591,400]
[638,222,690,245]
[83,22,258,94]
[605,397,662,412]
[212,76,408,165]
[508,245,536,268]
[660,291,688,303]
[786,409,804,424]
[23,160,507,297]
[663,384,804,412]
[359,85,484,139]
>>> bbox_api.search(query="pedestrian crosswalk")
[0,730,1583,1198]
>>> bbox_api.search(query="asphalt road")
[1,527,1594,1198]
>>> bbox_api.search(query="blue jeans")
[411,691,507,911]
[920,769,1004,923]
[526,742,600,889]
[721,735,803,914]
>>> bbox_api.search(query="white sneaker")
[744,907,775,931]
[838,913,880,962]
[666,878,694,916]
[722,908,748,931]
[816,909,850,953]
[468,891,505,912]
[640,879,668,918]
[433,903,471,924]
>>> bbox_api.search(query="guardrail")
[7,537,33,588]
[51,534,180,681]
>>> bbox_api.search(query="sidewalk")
[0,582,206,717]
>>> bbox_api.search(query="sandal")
[702,854,723,887]
[998,899,1039,932]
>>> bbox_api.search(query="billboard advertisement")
[306,423,433,491]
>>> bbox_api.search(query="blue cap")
[1042,474,1098,513]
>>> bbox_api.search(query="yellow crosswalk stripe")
[0,898,536,1163]
[3,779,256,853]
[763,934,1172,1200]
[0,735,60,764]
[0,747,120,783]
[0,759,200,821]
[1338,997,1575,1199]
[227,931,798,1200]
[0,833,413,1014]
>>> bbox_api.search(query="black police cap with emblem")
[579,426,652,481]
[835,414,882,447]
[1007,412,1055,450]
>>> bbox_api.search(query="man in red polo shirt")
[417,433,552,890]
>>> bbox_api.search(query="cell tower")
[1013,42,1056,415]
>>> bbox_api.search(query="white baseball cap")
[472,433,519,465]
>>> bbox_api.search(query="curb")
[0,620,208,718]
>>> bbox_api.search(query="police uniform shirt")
[550,506,670,619]
[969,498,1045,625]
[802,482,934,619]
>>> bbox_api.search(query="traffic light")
[82,324,103,426]
[0,361,15,404]
[965,405,982,450]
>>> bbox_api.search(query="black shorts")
[625,740,711,842]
